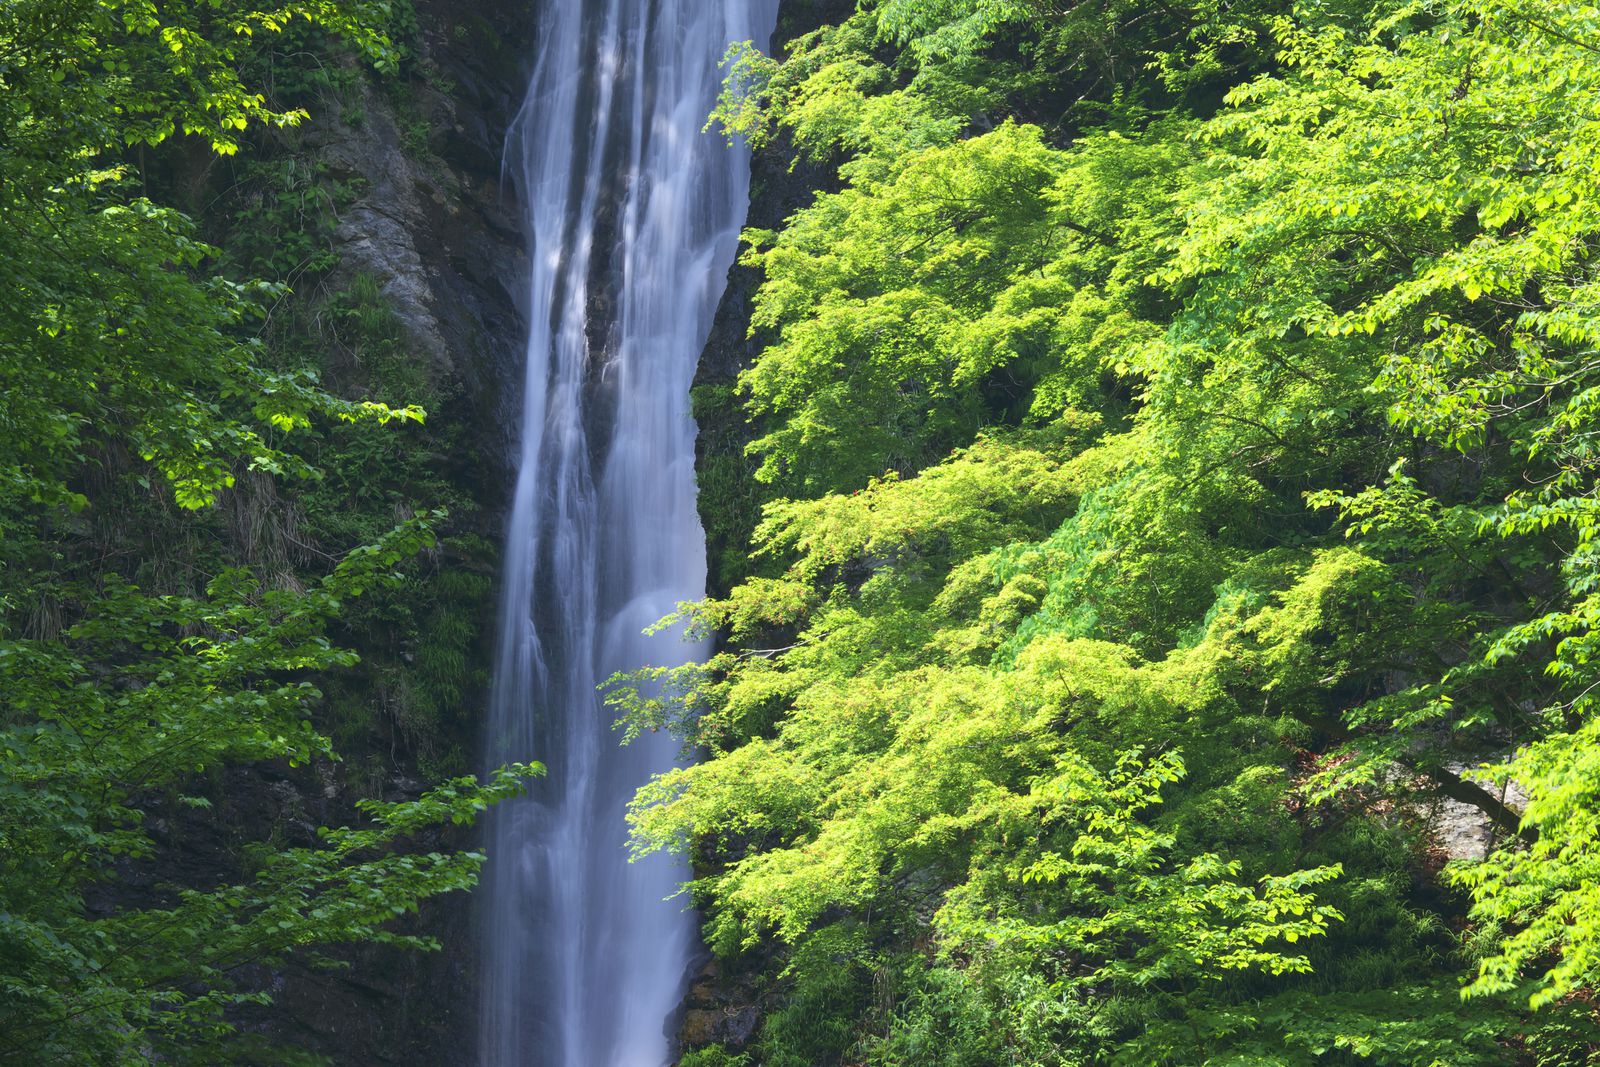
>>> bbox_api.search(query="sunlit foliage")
[622,0,1600,1061]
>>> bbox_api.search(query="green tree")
[633,0,1600,1061]
[0,2,531,1060]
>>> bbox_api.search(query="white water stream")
[479,1,777,1064]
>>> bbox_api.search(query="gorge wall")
[144,2,535,1062]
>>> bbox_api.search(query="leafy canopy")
[629,0,1600,1061]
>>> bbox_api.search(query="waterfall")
[479,1,778,1064]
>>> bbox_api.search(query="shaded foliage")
[0,2,527,1061]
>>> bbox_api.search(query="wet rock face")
[318,0,535,457]
[232,791,486,1065]
[694,0,855,388]
[678,959,764,1052]
[1428,763,1528,862]
[300,8,535,1065]
[217,4,537,1064]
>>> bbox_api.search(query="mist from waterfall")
[478,1,777,1064]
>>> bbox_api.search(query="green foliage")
[1451,717,1600,1009]
[0,1,524,1059]
[0,0,421,515]
[741,122,1090,490]
[0,516,542,1062]
[648,0,1600,1061]
[682,1049,753,1067]
[222,157,360,281]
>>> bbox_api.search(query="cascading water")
[479,1,778,1064]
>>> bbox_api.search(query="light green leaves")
[653,0,1600,1061]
